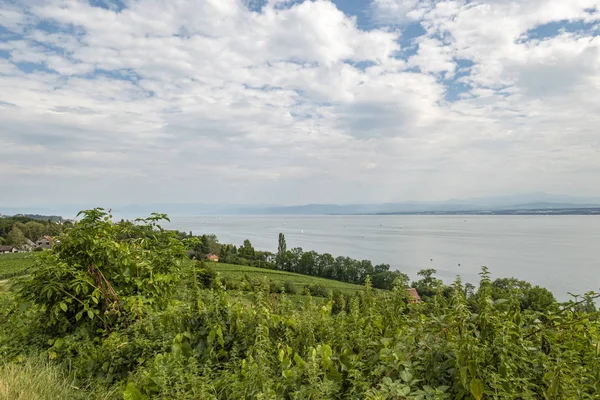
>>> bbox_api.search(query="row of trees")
[199,233,407,290]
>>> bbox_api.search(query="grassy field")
[209,262,367,294]
[0,253,35,280]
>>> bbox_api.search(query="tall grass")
[0,357,83,400]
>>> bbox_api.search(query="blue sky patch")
[523,20,600,41]
[89,0,127,12]
[14,61,53,74]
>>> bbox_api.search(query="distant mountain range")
[2,193,600,217]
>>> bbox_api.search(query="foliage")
[186,261,218,290]
[6,226,27,247]
[277,232,287,269]
[1,210,599,400]
[0,215,64,243]
[209,262,367,295]
[222,235,405,290]
[0,253,35,279]
[16,208,186,335]
[283,281,297,295]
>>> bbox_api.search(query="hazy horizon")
[2,191,600,218]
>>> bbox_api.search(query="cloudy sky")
[1,0,599,207]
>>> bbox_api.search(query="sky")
[1,0,600,207]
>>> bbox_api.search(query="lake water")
[165,215,600,300]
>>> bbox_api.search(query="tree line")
[0,215,70,247]
[184,232,407,291]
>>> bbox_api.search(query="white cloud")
[0,0,599,207]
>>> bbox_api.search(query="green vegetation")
[0,214,68,247]
[1,208,599,399]
[211,262,367,295]
[0,253,35,279]
[0,356,87,400]
[204,233,406,291]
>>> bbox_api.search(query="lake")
[165,215,600,300]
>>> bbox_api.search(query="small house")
[206,253,219,262]
[21,239,36,252]
[36,236,53,249]
[0,245,17,254]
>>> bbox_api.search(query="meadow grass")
[210,262,367,294]
[0,357,85,400]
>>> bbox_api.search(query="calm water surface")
[165,215,600,300]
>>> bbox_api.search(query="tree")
[298,251,317,275]
[6,226,27,247]
[522,285,558,312]
[357,260,374,283]
[198,234,220,256]
[276,233,286,270]
[412,269,443,300]
[288,248,303,273]
[24,221,46,241]
[316,253,334,277]
[373,270,408,290]
[239,239,256,260]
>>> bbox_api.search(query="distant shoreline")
[363,208,600,216]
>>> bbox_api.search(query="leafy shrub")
[16,208,186,336]
[306,283,329,297]
[283,281,297,295]
[221,278,242,291]
[331,290,346,314]
[190,261,218,289]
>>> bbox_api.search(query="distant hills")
[2,193,600,217]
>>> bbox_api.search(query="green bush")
[331,290,347,314]
[283,281,297,295]
[306,283,329,297]
[191,261,218,289]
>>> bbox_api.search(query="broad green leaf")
[470,378,484,400]
[460,368,468,388]
[400,369,413,383]
[468,360,477,377]
[123,383,147,400]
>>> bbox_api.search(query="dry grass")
[0,357,83,400]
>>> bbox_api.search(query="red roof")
[407,288,421,303]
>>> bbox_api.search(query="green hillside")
[0,253,35,279]
[210,261,367,294]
